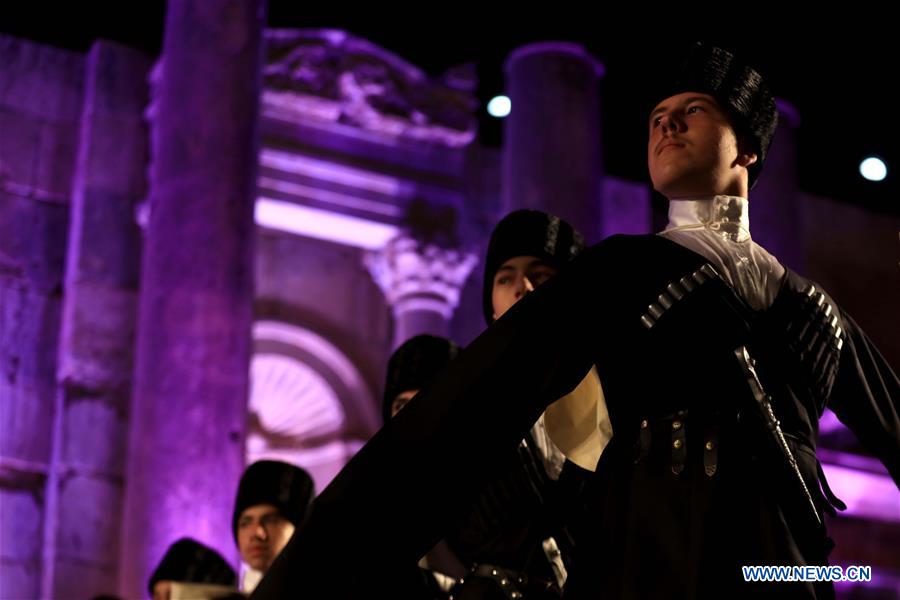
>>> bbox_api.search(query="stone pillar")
[366,235,477,348]
[0,36,84,600]
[750,99,804,271]
[502,43,604,242]
[119,1,267,597]
[43,40,151,599]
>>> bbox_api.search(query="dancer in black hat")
[254,43,899,600]
[148,538,237,600]
[233,460,313,594]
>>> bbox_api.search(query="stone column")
[119,1,267,597]
[366,235,477,348]
[502,42,605,242]
[0,37,84,600]
[44,40,151,599]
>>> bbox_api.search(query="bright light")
[255,198,399,250]
[859,157,887,182]
[487,95,511,118]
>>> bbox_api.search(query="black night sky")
[2,3,896,214]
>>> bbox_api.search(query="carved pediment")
[263,29,477,147]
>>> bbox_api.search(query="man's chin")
[246,556,272,572]
[655,181,705,201]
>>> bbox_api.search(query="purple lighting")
[820,459,900,522]
[255,197,399,249]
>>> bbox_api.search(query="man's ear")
[736,152,759,168]
[735,137,759,168]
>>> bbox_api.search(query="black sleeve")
[828,312,900,488]
[250,238,628,599]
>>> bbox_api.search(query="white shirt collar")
[665,195,751,242]
[241,567,264,594]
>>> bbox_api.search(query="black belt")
[633,409,727,478]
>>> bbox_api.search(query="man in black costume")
[252,43,899,600]
[148,538,237,600]
[376,334,464,599]
[445,210,587,599]
[233,460,313,594]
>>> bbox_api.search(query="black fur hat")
[147,538,236,595]
[231,461,314,540]
[655,42,778,188]
[483,210,584,324]
[383,335,460,422]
